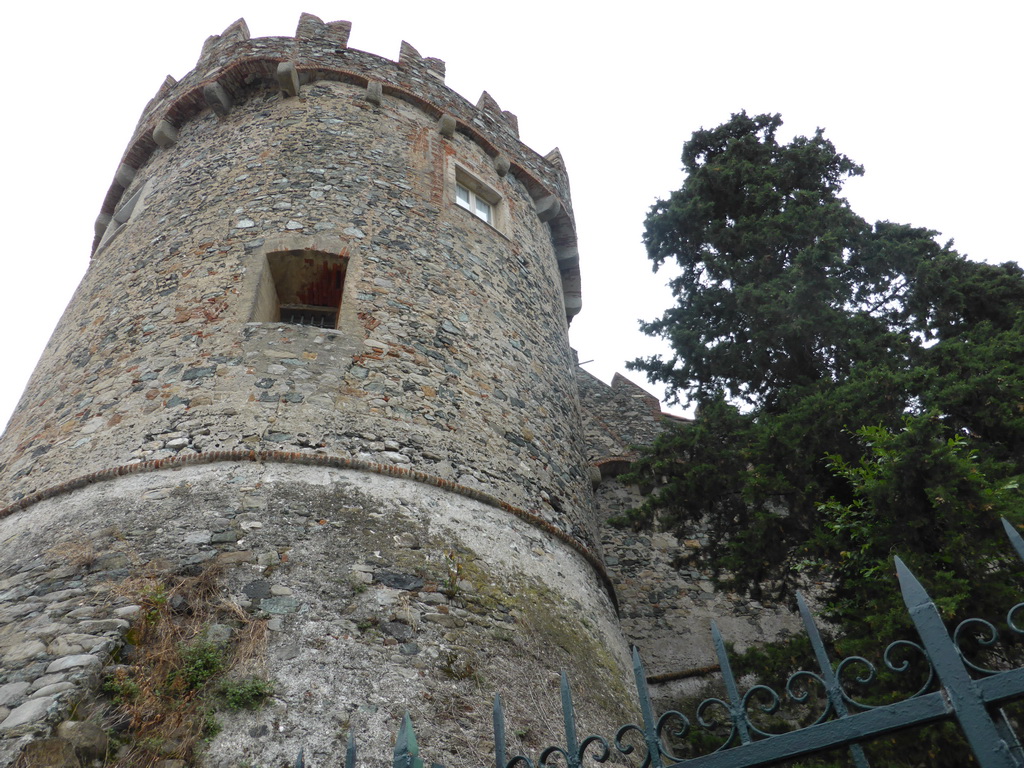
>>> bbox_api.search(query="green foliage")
[815,416,1024,652]
[629,110,1024,640]
[142,584,168,625]
[218,677,274,710]
[168,640,227,692]
[102,671,141,705]
[442,550,464,599]
[102,566,277,768]
[202,709,222,740]
[639,111,878,410]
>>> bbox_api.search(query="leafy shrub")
[219,677,274,710]
[168,640,226,692]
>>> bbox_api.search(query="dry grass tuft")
[100,562,272,767]
[45,539,97,569]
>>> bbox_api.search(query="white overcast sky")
[0,1,1020,430]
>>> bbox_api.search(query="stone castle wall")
[576,368,800,710]
[0,15,630,767]
[0,15,595,551]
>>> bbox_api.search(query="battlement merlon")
[96,13,579,306]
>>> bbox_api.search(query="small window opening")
[454,166,500,228]
[456,182,493,224]
[262,249,349,328]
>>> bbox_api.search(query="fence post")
[796,591,869,768]
[711,620,752,747]
[494,695,508,768]
[630,646,665,768]
[559,671,582,768]
[896,556,1023,768]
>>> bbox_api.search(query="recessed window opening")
[454,166,501,228]
[265,249,349,328]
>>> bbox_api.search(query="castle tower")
[0,16,631,766]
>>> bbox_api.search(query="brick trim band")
[0,449,618,611]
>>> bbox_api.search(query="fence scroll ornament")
[299,518,1024,768]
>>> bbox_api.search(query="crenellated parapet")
[94,14,579,316]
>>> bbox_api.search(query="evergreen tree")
[628,112,1024,646]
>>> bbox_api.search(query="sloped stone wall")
[0,464,631,767]
[575,369,669,465]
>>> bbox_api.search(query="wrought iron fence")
[303,517,1024,768]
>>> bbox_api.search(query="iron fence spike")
[631,646,663,768]
[346,728,356,768]
[894,556,931,611]
[494,694,506,768]
[560,670,580,765]
[711,620,751,745]
[411,715,424,768]
[1003,518,1024,564]
[394,717,408,768]
[797,591,871,767]
[795,590,810,620]
[897,555,1021,766]
[632,646,655,728]
[394,712,423,768]
[294,747,305,768]
[797,591,832,678]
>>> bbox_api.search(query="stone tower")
[0,15,632,767]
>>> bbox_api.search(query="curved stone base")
[0,462,632,767]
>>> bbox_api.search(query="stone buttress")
[0,15,630,767]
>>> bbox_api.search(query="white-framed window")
[456,181,493,224]
[454,166,501,229]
